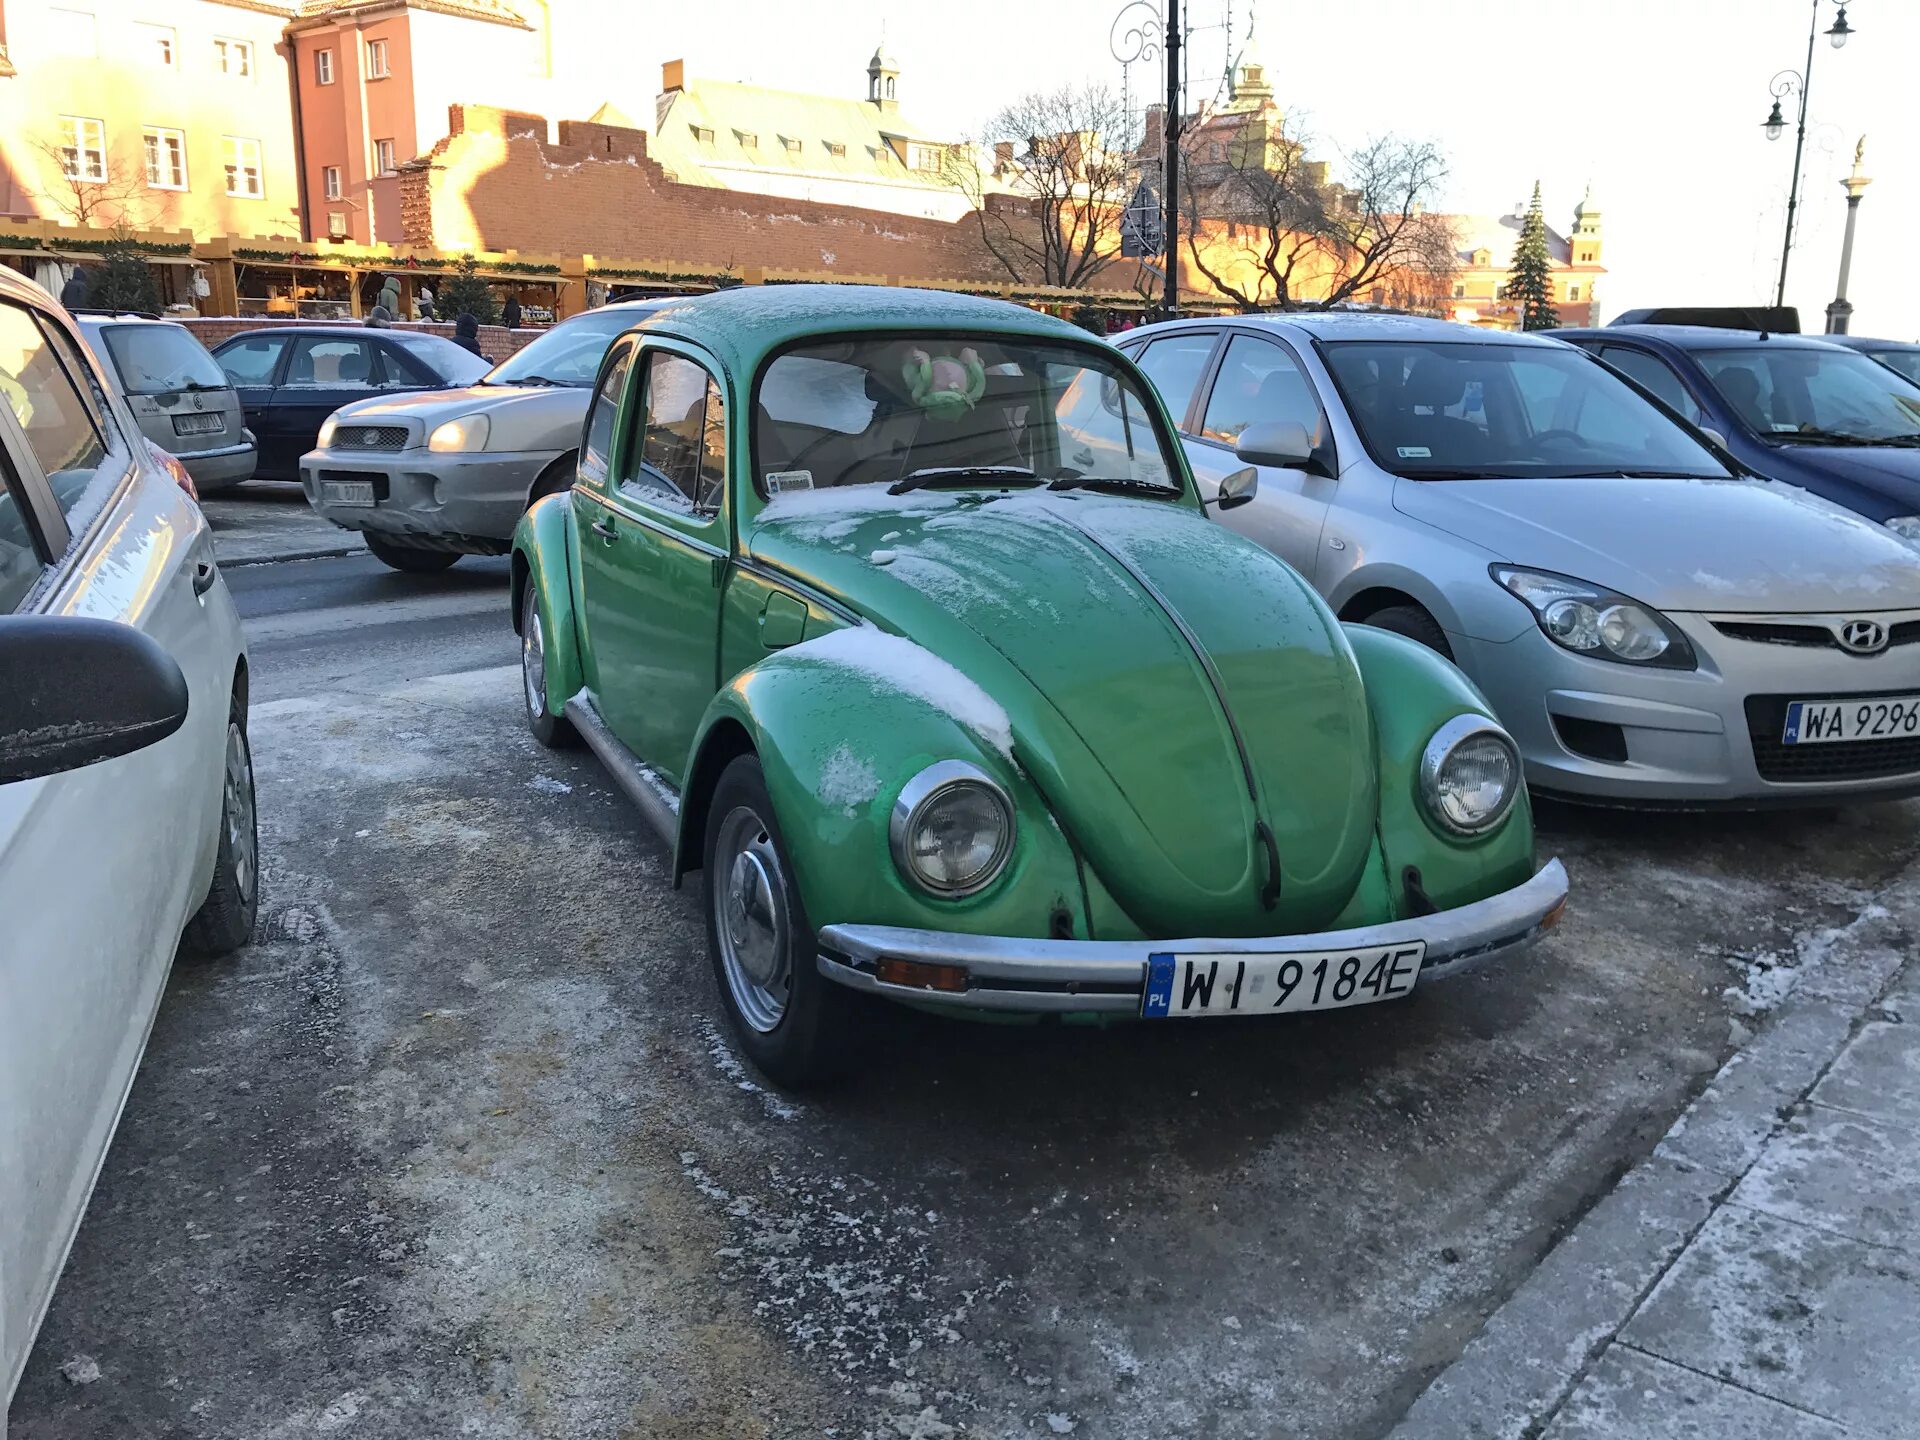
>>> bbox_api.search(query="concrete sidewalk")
[200,483,360,567]
[1391,872,1920,1439]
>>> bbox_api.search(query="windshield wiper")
[887,466,1037,496]
[1774,427,1888,446]
[1047,474,1176,496]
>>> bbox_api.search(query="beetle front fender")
[676,650,1086,940]
[1343,623,1538,914]
[510,492,583,718]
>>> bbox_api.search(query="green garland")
[591,266,740,287]
[0,233,193,257]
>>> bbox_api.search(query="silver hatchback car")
[73,313,255,492]
[1120,314,1920,806]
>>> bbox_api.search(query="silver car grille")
[334,424,410,452]
[1710,615,1920,654]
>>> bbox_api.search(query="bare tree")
[30,134,154,228]
[1181,122,1457,311]
[947,85,1138,290]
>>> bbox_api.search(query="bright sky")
[554,0,1917,339]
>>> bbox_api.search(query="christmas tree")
[435,255,499,327]
[1504,182,1558,331]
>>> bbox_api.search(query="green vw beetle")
[509,286,1568,1086]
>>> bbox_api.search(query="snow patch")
[527,774,573,795]
[794,627,1014,758]
[1722,903,1890,1014]
[817,744,880,816]
[696,1016,798,1120]
[59,1355,101,1386]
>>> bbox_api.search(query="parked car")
[211,324,492,481]
[295,299,673,573]
[510,285,1567,1086]
[71,311,256,492]
[0,269,256,1409]
[1118,313,1920,806]
[1548,324,1920,537]
[1826,334,1920,387]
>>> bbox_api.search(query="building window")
[143,127,187,189]
[907,143,942,173]
[1453,283,1466,299]
[1569,284,1581,301]
[315,48,334,84]
[374,139,395,175]
[824,141,846,157]
[223,135,263,197]
[58,116,107,182]
[213,36,252,76]
[323,165,342,200]
[328,212,348,238]
[365,38,389,78]
[690,125,714,144]
[136,21,174,66]
[48,8,97,56]
[734,131,757,149]
[780,135,802,152]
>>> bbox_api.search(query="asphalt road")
[12,503,1920,1439]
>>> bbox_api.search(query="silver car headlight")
[1420,716,1521,836]
[1884,516,1920,542]
[428,414,491,453]
[1493,566,1697,669]
[890,760,1015,897]
[316,417,338,449]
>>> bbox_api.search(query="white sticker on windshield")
[1396,446,1432,458]
[765,469,814,494]
[1770,423,1800,433]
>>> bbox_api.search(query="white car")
[0,268,257,1407]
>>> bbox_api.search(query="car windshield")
[100,323,228,395]
[752,335,1181,498]
[398,334,491,385]
[1869,351,1920,386]
[1696,345,1920,444]
[484,308,650,387]
[1320,340,1731,480]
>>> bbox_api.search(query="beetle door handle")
[192,559,218,596]
[591,518,618,542]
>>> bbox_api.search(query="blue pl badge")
[1143,953,1176,1017]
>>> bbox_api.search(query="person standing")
[377,274,402,317]
[416,283,435,321]
[60,268,90,308]
[502,293,522,331]
[452,312,485,357]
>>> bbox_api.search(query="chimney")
[662,59,684,94]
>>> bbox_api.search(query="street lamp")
[1110,0,1181,320]
[1756,1,1859,309]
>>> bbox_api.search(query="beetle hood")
[748,489,1379,937]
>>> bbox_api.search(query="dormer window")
[735,130,757,149]
[824,141,846,157]
[691,125,715,143]
[780,135,802,152]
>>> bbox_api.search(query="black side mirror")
[0,617,191,784]
[1205,466,1260,512]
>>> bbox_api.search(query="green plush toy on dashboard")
[901,346,986,422]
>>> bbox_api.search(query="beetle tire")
[365,534,461,573]
[184,703,260,958]
[703,754,856,1089]
[520,585,577,748]
[1361,604,1453,661]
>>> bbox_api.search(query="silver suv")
[73,313,254,492]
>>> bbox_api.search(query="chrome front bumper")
[817,858,1569,1014]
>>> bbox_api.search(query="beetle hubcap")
[522,594,546,718]
[224,722,256,904]
[713,806,790,1032]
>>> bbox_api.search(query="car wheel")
[365,533,461,573]
[1362,604,1454,661]
[521,584,577,748]
[704,754,855,1089]
[184,708,260,957]
[526,452,578,507]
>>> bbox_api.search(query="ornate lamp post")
[1759,1,1856,310]
[1111,0,1181,318]
[1824,137,1871,334]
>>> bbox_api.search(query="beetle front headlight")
[890,760,1015,897]
[1420,716,1521,836]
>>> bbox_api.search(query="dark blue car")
[1551,324,1920,542]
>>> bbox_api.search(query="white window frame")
[142,126,187,190]
[373,139,396,176]
[322,165,342,200]
[365,37,389,78]
[213,35,252,76]
[58,116,107,182]
[222,135,263,198]
[315,47,334,84]
[135,21,175,66]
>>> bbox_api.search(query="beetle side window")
[0,302,115,536]
[578,339,635,490]
[1597,346,1704,424]
[1199,334,1326,447]
[1132,333,1215,430]
[630,352,725,513]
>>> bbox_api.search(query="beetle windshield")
[1695,345,1920,445]
[1320,340,1731,480]
[752,336,1182,498]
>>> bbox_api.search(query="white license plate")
[172,412,224,435]
[322,480,376,508]
[1142,942,1425,1019]
[1782,695,1920,745]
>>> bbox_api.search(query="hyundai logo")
[1837,619,1890,654]
[360,430,378,446]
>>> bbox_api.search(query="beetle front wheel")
[703,754,855,1089]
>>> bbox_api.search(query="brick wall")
[177,316,541,364]
[404,105,1039,287]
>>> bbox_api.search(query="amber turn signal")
[874,957,970,993]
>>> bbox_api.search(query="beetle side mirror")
[1235,420,1314,470]
[0,617,191,784]
[1206,466,1259,512]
